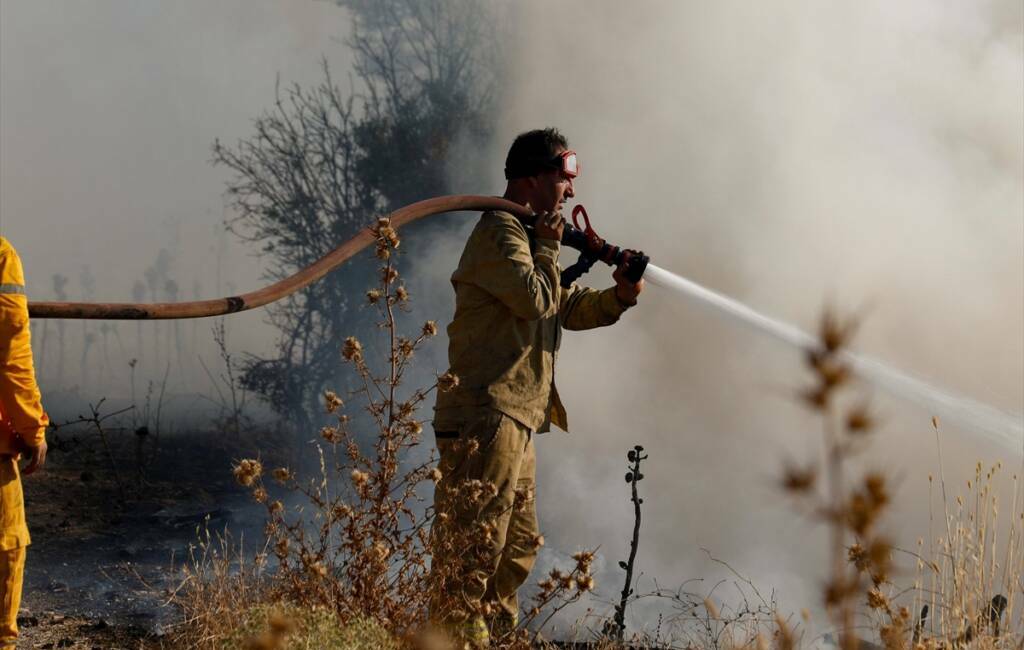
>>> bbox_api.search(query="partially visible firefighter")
[430,128,644,647]
[0,236,49,649]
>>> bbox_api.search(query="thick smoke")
[479,0,1023,627]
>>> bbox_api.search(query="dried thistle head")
[374,218,400,248]
[846,403,874,433]
[819,308,857,352]
[233,459,263,487]
[398,337,415,358]
[864,473,889,508]
[437,371,460,392]
[366,288,383,304]
[320,426,342,443]
[252,487,268,503]
[272,467,293,484]
[801,386,829,410]
[782,463,817,493]
[422,320,438,337]
[572,550,595,572]
[323,390,343,413]
[381,266,399,285]
[395,286,409,302]
[848,542,868,571]
[867,587,889,610]
[341,336,363,362]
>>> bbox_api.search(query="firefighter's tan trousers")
[431,410,538,642]
[0,457,29,648]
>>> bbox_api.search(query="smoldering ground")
[2,0,1021,638]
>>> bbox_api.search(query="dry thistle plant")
[214,219,600,649]
[225,217,455,636]
[782,309,897,650]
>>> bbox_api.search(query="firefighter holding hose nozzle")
[430,128,643,647]
[0,237,49,650]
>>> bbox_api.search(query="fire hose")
[27,195,646,320]
[25,195,1023,449]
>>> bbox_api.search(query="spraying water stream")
[644,263,1024,451]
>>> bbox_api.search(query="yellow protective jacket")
[0,238,48,456]
[433,210,630,433]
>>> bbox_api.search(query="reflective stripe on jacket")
[0,238,48,455]
[433,210,629,433]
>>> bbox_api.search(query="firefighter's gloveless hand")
[534,210,565,242]
[21,441,46,476]
[613,263,644,306]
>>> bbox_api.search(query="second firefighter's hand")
[534,210,565,242]
[21,440,47,476]
[613,262,644,307]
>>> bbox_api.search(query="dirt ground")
[15,421,291,649]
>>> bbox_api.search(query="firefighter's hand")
[21,440,46,476]
[613,263,644,307]
[534,210,565,242]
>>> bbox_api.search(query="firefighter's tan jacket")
[0,237,48,457]
[433,210,630,433]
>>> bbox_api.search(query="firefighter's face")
[529,148,575,214]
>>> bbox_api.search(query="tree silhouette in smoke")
[213,0,496,430]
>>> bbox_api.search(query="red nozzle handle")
[572,204,593,235]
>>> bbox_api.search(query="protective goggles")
[552,150,580,178]
[504,150,580,180]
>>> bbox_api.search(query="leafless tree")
[213,0,496,429]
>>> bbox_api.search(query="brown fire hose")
[28,195,533,320]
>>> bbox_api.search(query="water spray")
[28,195,1022,450]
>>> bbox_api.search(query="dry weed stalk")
[783,309,896,650]
[228,217,450,634]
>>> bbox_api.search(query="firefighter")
[431,128,643,646]
[0,236,49,649]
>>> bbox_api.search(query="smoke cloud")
[484,0,1023,625]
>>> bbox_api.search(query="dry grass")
[901,448,1022,648]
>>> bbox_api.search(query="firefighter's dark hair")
[504,128,569,180]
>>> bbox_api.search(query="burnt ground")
[16,421,294,649]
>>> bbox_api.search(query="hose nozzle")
[559,205,649,287]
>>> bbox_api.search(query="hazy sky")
[2,0,1021,636]
[1,0,350,362]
